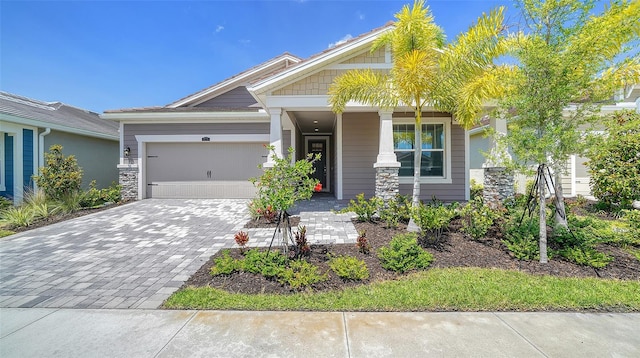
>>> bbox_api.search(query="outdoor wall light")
[124,147,131,157]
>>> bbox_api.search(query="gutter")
[36,128,51,191]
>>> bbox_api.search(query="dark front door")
[308,138,327,192]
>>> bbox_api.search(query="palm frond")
[328,69,396,113]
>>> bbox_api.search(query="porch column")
[482,117,513,207]
[373,109,400,202]
[264,107,283,168]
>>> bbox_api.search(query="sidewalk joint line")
[0,308,60,339]
[152,310,197,358]
[342,312,352,358]
[493,312,549,358]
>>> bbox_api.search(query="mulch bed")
[182,217,640,295]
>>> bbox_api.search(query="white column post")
[373,109,400,168]
[264,107,283,168]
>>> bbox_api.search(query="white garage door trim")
[135,134,270,199]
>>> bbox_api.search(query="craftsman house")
[103,24,470,202]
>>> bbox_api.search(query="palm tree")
[329,0,513,231]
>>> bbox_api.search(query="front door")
[307,137,329,192]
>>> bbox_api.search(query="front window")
[393,123,445,177]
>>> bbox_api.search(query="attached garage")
[145,141,268,198]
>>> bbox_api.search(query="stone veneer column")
[373,109,400,202]
[482,167,514,208]
[263,107,283,168]
[482,117,514,208]
[118,164,138,201]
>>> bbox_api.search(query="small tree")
[250,145,320,215]
[33,145,83,200]
[497,0,640,263]
[587,110,640,210]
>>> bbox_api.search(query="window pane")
[420,151,444,176]
[421,124,434,149]
[394,124,414,149]
[396,151,414,177]
[435,124,443,149]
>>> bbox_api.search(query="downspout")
[37,128,51,189]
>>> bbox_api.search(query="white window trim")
[0,133,5,192]
[393,117,452,184]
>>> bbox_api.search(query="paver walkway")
[0,198,356,309]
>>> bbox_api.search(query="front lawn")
[163,267,640,311]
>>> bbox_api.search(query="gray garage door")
[146,142,267,198]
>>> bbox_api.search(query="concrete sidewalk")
[1,309,638,357]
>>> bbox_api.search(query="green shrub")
[378,233,434,273]
[80,181,121,208]
[586,110,640,210]
[1,206,36,228]
[342,193,382,222]
[33,145,83,201]
[57,191,83,214]
[250,146,319,213]
[459,197,497,240]
[24,189,59,219]
[379,194,411,228]
[411,202,456,242]
[556,245,613,268]
[278,260,327,289]
[503,215,540,260]
[0,197,12,211]
[210,250,241,276]
[470,179,484,200]
[241,249,287,278]
[328,255,369,281]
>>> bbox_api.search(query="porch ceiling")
[290,111,335,133]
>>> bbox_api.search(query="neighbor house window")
[393,123,446,178]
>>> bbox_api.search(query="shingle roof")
[0,92,119,139]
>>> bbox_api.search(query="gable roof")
[249,22,394,97]
[0,91,119,140]
[167,53,302,108]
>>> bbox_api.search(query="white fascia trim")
[0,113,118,141]
[469,124,489,136]
[168,55,302,108]
[249,27,392,93]
[101,111,269,122]
[464,129,470,201]
[135,134,270,143]
[265,95,380,111]
[394,117,453,185]
[336,113,343,200]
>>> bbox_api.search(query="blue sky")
[1,0,509,113]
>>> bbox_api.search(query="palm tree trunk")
[407,106,423,232]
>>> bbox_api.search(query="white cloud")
[215,25,224,33]
[357,11,365,20]
[328,34,353,49]
[239,39,251,45]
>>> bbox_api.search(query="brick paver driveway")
[0,199,251,309]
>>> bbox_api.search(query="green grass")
[163,267,640,311]
[0,229,15,238]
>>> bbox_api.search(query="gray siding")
[341,112,466,202]
[342,112,378,198]
[43,130,118,189]
[283,130,291,153]
[398,123,466,202]
[194,87,258,108]
[470,132,490,169]
[123,122,269,158]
